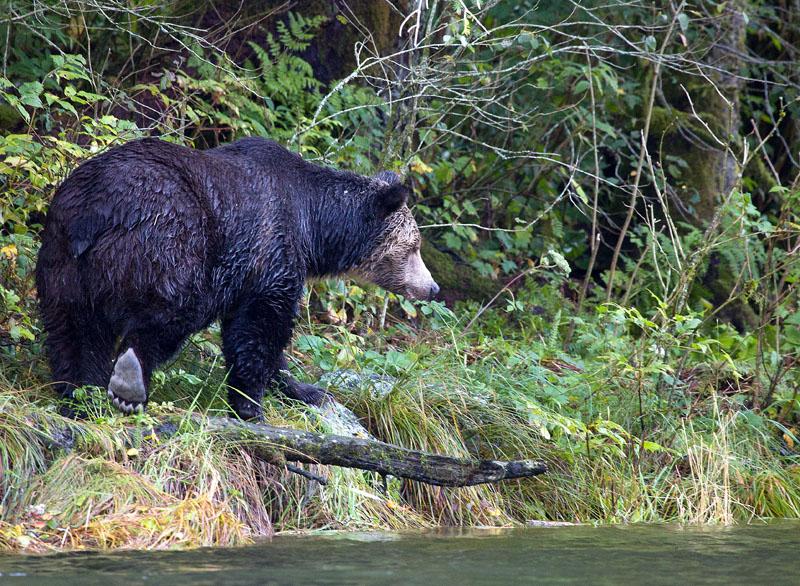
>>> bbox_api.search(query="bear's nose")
[428,282,440,301]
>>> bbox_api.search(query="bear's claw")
[108,348,147,415]
[109,391,144,415]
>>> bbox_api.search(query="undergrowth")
[1,276,799,552]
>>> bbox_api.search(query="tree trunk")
[662,1,746,222]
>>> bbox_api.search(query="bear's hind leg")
[42,310,82,414]
[108,348,147,413]
[79,319,117,388]
[108,328,186,414]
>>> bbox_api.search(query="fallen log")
[158,415,547,487]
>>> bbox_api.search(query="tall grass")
[1,284,799,552]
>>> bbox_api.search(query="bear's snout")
[401,248,438,301]
[428,282,440,301]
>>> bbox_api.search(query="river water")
[0,523,797,584]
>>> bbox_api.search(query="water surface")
[0,523,797,584]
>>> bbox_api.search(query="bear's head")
[352,171,440,301]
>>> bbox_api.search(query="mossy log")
[161,415,547,487]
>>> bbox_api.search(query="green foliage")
[0,233,39,348]
[144,12,387,164]
[0,54,138,231]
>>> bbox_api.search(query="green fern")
[547,309,562,351]
[178,11,383,162]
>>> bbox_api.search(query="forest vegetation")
[1,0,800,551]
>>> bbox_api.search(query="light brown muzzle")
[403,248,439,301]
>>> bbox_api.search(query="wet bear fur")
[36,137,437,419]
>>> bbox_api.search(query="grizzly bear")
[36,137,439,419]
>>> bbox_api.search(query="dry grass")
[0,356,798,553]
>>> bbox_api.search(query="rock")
[526,520,580,527]
[320,369,396,400]
[312,370,394,438]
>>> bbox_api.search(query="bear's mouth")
[405,281,440,301]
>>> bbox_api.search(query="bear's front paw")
[291,382,332,407]
[108,348,147,414]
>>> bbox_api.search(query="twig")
[565,46,602,347]
[605,1,685,301]
[285,463,328,485]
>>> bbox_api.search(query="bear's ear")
[373,170,402,185]
[374,182,409,217]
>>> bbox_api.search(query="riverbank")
[2,279,798,552]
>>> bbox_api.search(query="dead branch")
[157,415,547,487]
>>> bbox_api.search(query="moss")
[646,103,738,223]
[422,241,499,304]
[675,145,730,221]
[743,155,777,195]
[649,104,728,220]
[648,106,686,137]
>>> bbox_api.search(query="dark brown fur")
[36,137,438,419]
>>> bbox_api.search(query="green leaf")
[57,100,79,117]
[12,101,31,123]
[19,81,43,97]
[571,177,588,205]
[179,373,203,385]
[9,325,34,342]
[677,13,689,34]
[19,94,43,109]
[574,80,589,94]
[443,232,463,250]
[18,81,43,108]
[642,440,664,452]
[399,298,417,318]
